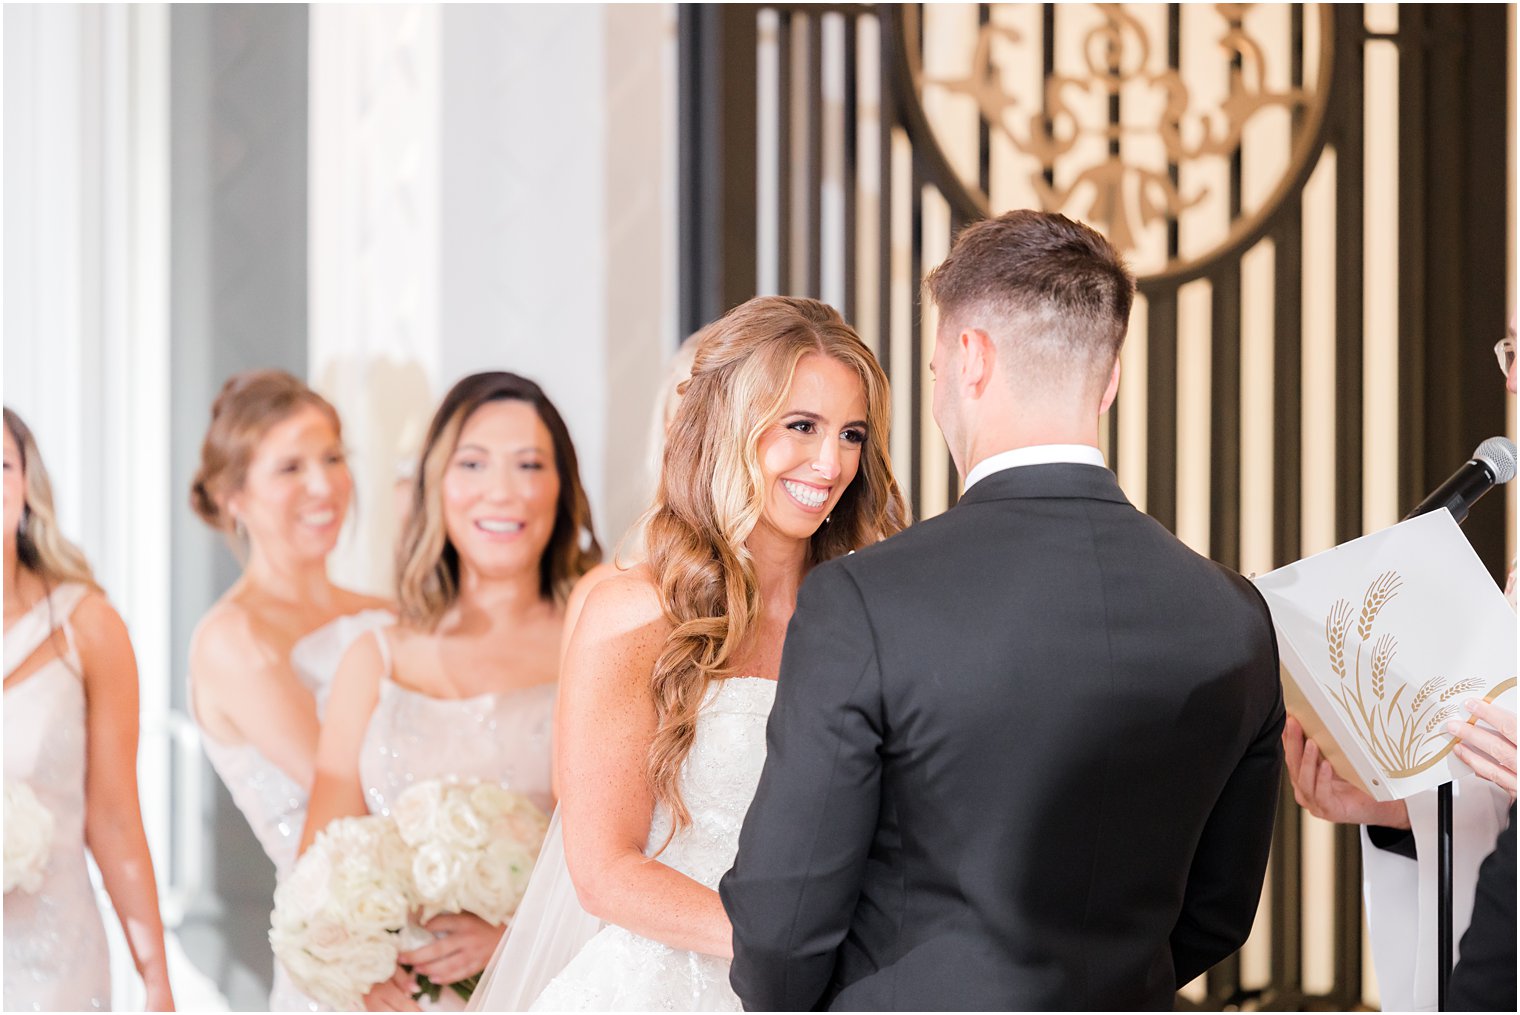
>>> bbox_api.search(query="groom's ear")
[960,328,997,399]
[1097,357,1122,414]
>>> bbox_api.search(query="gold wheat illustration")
[1370,634,1395,700]
[1440,678,1484,702]
[1409,676,1444,715]
[1319,569,1503,779]
[1326,600,1352,681]
[1358,572,1402,640]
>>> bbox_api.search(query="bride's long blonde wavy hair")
[643,296,908,843]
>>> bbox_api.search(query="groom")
[720,211,1285,1010]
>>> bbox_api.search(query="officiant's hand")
[1446,700,1518,799]
[399,912,506,985]
[1283,717,1410,829]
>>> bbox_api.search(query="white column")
[309,3,443,593]
[2,1,179,1004]
[309,4,677,590]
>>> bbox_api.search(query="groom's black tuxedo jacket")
[721,464,1285,1011]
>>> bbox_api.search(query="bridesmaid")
[301,372,600,1012]
[3,409,175,1011]
[186,370,392,1010]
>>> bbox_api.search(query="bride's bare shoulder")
[577,564,666,635]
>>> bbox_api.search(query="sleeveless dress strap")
[372,625,396,681]
[4,582,91,678]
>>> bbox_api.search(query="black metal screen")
[679,4,1512,1008]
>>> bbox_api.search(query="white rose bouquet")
[4,779,54,895]
[269,814,420,1011]
[391,780,550,1001]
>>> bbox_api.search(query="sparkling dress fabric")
[528,676,776,1012]
[360,625,557,1011]
[357,628,556,819]
[4,583,111,1011]
[194,608,392,1012]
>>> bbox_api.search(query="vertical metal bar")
[1267,10,1305,1002]
[877,13,894,392]
[843,11,859,322]
[1268,768,1305,1008]
[1208,45,1245,577]
[1042,4,1056,191]
[1396,6,1427,517]
[1106,5,1123,480]
[909,161,925,521]
[1438,783,1453,1010]
[907,5,924,518]
[1147,290,1179,532]
[1331,11,1367,1001]
[777,8,793,296]
[978,4,991,197]
[1444,3,1509,576]
[1167,4,1181,261]
[947,210,965,511]
[1206,253,1242,995]
[677,6,758,333]
[677,5,705,336]
[806,11,824,299]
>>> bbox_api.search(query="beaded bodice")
[644,677,776,887]
[357,628,556,817]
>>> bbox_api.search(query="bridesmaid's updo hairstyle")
[396,372,601,629]
[3,408,100,593]
[190,370,343,534]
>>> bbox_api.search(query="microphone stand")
[1398,439,1514,1010]
[1401,496,1476,1012]
[1437,783,1452,1010]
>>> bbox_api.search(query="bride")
[471,295,907,1010]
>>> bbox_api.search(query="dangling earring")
[233,514,247,541]
[17,505,30,541]
[824,514,832,525]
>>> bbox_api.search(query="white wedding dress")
[473,675,776,1012]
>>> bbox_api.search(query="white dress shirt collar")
[962,444,1108,493]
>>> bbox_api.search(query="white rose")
[350,885,411,931]
[466,781,512,818]
[301,917,360,963]
[392,781,443,847]
[460,845,526,926]
[412,842,467,912]
[436,792,489,849]
[4,780,54,895]
[272,918,367,1010]
[271,813,421,1010]
[347,932,403,992]
[275,848,333,921]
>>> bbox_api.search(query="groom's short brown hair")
[923,210,1136,393]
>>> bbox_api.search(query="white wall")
[2,2,199,1006]
[309,3,677,593]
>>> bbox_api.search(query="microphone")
[1404,436,1518,523]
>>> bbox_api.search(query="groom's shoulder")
[832,506,968,577]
